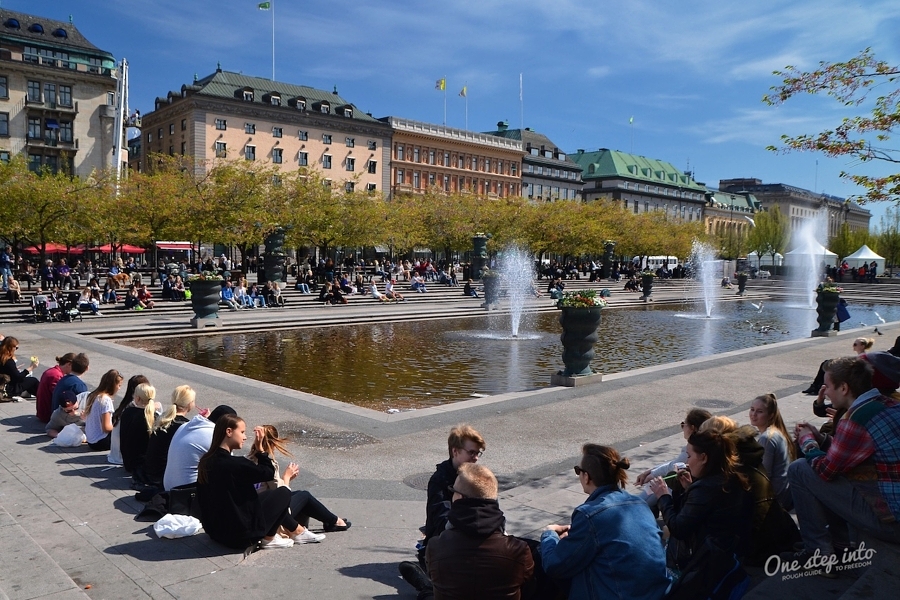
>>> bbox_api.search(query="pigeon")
[875,327,883,336]
[874,312,886,324]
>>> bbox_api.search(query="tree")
[829,222,870,262]
[764,48,900,203]
[754,206,791,265]
[873,207,900,275]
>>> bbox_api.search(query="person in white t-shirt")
[82,370,123,451]
[164,404,236,491]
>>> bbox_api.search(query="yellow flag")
[435,78,446,91]
[459,86,467,98]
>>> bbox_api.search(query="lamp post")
[728,194,735,259]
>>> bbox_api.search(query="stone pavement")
[1,295,898,599]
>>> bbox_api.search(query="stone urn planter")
[558,306,603,376]
[188,279,223,327]
[736,273,748,296]
[640,274,654,301]
[814,290,840,333]
[482,271,500,309]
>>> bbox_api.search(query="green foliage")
[872,207,900,274]
[752,206,791,264]
[764,48,900,203]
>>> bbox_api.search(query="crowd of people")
[4,340,352,553]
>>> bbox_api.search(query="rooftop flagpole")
[519,73,524,129]
[460,84,468,130]
[258,2,274,80]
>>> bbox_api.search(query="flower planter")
[814,291,840,333]
[482,274,500,309]
[189,280,223,321]
[558,306,602,376]
[641,275,654,300]
[736,274,748,296]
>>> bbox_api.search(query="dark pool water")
[127,300,900,409]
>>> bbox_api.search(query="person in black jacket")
[0,337,39,398]
[196,415,294,550]
[119,383,157,482]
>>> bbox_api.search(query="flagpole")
[271,0,275,80]
[519,73,523,129]
[465,83,468,130]
[443,76,447,126]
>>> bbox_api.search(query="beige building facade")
[0,9,117,176]
[139,69,392,193]
[380,117,524,198]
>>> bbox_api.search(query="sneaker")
[260,536,294,549]
[96,311,104,316]
[292,529,325,544]
[398,561,432,593]
[778,549,839,579]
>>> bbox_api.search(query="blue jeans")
[788,458,900,554]
[0,267,10,290]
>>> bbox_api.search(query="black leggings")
[87,432,111,451]
[259,487,292,538]
[281,489,338,531]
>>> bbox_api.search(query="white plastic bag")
[54,423,86,447]
[153,514,204,539]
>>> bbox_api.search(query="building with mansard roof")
[139,67,392,193]
[0,9,117,175]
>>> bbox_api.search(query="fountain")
[788,210,829,308]
[499,246,534,338]
[691,239,720,318]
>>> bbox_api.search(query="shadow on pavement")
[338,561,417,599]
[105,530,237,561]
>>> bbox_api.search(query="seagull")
[860,322,868,327]
[874,312,886,324]
[751,301,764,312]
[875,327,883,336]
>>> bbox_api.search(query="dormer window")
[243,91,253,101]
[343,108,353,118]
[289,97,307,111]
[3,18,20,30]
[29,23,44,34]
[52,28,68,38]
[270,94,281,106]
[320,104,330,114]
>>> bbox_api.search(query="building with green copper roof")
[569,148,707,223]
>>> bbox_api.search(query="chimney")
[496,121,508,132]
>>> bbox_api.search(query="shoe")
[778,549,839,579]
[260,535,294,549]
[96,311,103,316]
[292,529,325,544]
[802,386,819,395]
[323,519,351,532]
[399,561,432,593]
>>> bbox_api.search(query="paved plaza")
[1,285,898,599]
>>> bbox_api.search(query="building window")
[428,173,436,186]
[245,145,256,161]
[272,148,283,164]
[27,80,41,102]
[27,117,41,139]
[367,140,377,150]
[107,92,115,106]
[215,141,227,158]
[28,154,41,172]
[484,159,491,172]
[345,137,355,147]
[0,151,9,163]
[59,121,73,143]
[444,152,450,166]
[57,84,71,107]
[396,145,405,161]
[180,141,186,155]
[471,156,477,170]
[367,160,377,174]
[298,151,308,166]
[396,169,404,184]
[147,132,153,143]
[168,145,174,155]
[270,95,281,106]
[413,171,421,189]
[299,130,308,141]
[0,76,7,98]
[215,119,226,130]
[243,90,254,102]
[443,175,450,191]
[366,183,377,191]
[512,163,518,176]
[345,182,355,193]
[158,128,163,140]
[181,119,187,131]
[346,157,355,172]
[457,155,464,169]
[413,147,420,162]
[44,83,56,106]
[323,134,332,144]
[323,154,332,169]
[167,123,174,135]
[428,150,435,165]
[0,112,7,136]
[272,127,282,138]
[245,123,256,134]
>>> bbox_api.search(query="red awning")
[88,244,146,254]
[155,241,195,251]
[23,244,85,255]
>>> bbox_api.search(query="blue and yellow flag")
[459,86,467,98]
[435,78,446,91]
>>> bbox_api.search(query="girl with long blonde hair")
[119,383,158,479]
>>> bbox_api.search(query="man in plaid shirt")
[786,356,900,567]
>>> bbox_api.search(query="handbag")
[168,484,202,520]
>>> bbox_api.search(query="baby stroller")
[31,296,52,323]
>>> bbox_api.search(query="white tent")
[784,241,838,267]
[747,251,783,267]
[842,244,885,272]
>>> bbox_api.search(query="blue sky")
[8,0,900,228]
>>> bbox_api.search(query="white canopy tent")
[784,241,838,267]
[842,244,885,272]
[747,251,783,267]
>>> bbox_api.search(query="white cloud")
[586,66,611,78]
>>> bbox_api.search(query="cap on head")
[58,390,78,406]
[862,352,900,393]
[208,404,237,424]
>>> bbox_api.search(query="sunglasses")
[447,485,467,498]
[573,465,585,476]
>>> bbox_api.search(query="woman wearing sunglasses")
[541,444,670,600]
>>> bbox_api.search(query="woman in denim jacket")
[542,444,671,599]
